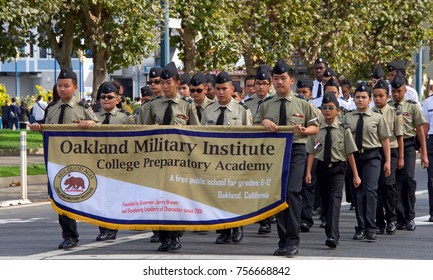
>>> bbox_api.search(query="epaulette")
[372,108,381,114]
[239,102,249,110]
[44,101,59,114]
[339,107,348,113]
[263,95,273,102]
[78,100,90,109]
[141,99,152,107]
[295,93,307,100]
[244,97,254,102]
[181,96,193,104]
[119,109,131,116]
[407,100,417,104]
[94,109,101,113]
[387,100,392,104]
[152,96,162,101]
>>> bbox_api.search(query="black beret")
[256,64,272,74]
[321,91,339,107]
[190,72,207,86]
[149,67,162,78]
[387,60,406,73]
[372,65,385,79]
[161,62,178,80]
[314,57,328,65]
[98,82,119,94]
[373,79,389,90]
[204,73,215,84]
[296,79,313,90]
[255,69,270,81]
[215,72,232,84]
[355,82,371,93]
[58,69,77,81]
[180,73,191,85]
[391,71,406,89]
[323,67,338,78]
[324,78,339,89]
[272,59,294,75]
[140,86,153,97]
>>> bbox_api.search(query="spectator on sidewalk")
[1,100,10,129]
[18,100,30,130]
[32,95,48,124]
[8,98,20,130]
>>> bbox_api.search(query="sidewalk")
[0,154,49,206]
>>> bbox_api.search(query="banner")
[43,125,293,231]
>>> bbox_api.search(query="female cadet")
[342,82,391,241]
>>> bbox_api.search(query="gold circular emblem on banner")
[53,165,97,203]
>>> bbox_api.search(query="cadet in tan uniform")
[245,69,272,123]
[93,82,134,242]
[257,59,319,257]
[305,92,360,248]
[178,72,191,98]
[136,67,163,125]
[30,69,99,250]
[389,71,428,231]
[201,71,252,244]
[189,72,215,123]
[342,82,391,241]
[372,79,404,235]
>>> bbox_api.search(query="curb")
[0,148,44,156]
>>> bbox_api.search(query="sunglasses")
[100,95,117,100]
[147,80,161,85]
[190,88,204,93]
[321,105,337,111]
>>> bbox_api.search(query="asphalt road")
[0,160,432,261]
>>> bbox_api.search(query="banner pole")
[20,131,28,200]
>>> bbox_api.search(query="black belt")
[292,143,306,147]
[318,160,344,168]
[356,148,379,154]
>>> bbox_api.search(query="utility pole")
[160,0,170,67]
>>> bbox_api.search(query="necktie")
[324,126,332,166]
[355,113,364,151]
[394,102,400,110]
[216,107,226,125]
[317,83,322,98]
[102,113,111,124]
[58,104,67,124]
[257,100,263,114]
[196,105,202,122]
[278,99,287,125]
[162,100,174,125]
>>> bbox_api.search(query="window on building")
[40,48,48,59]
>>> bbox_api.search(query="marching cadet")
[242,74,257,102]
[389,71,428,231]
[372,79,404,235]
[93,81,134,242]
[342,82,391,241]
[178,72,192,99]
[296,78,323,232]
[189,71,215,123]
[201,71,252,244]
[257,59,319,257]
[144,62,199,252]
[422,89,433,223]
[136,67,163,126]
[246,68,273,234]
[205,73,217,101]
[305,92,360,248]
[30,69,99,250]
[387,60,420,106]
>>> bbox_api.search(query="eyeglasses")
[321,105,337,111]
[255,82,270,86]
[245,84,255,88]
[147,80,161,85]
[100,95,117,100]
[190,88,204,93]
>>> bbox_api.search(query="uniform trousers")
[427,136,433,218]
[301,157,317,228]
[316,161,346,240]
[376,148,398,228]
[59,215,79,241]
[159,230,184,243]
[395,140,417,222]
[354,149,381,235]
[276,144,306,249]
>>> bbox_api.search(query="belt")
[292,143,306,147]
[318,160,344,168]
[356,148,379,154]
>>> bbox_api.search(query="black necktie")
[196,105,202,122]
[394,102,400,110]
[317,83,322,98]
[216,107,226,125]
[257,100,263,114]
[102,113,111,124]
[163,100,174,125]
[355,113,364,151]
[324,126,332,166]
[58,104,67,124]
[278,99,287,125]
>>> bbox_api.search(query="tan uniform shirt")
[95,107,135,125]
[44,97,99,124]
[245,93,271,121]
[144,94,200,125]
[372,104,403,149]
[256,92,319,144]
[388,98,426,139]
[342,108,391,150]
[193,96,215,120]
[306,119,358,162]
[135,99,152,125]
[201,98,252,126]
